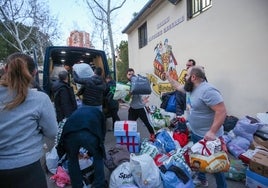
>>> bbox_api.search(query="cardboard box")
[239,149,259,164]
[114,120,137,136]
[249,150,268,178]
[116,133,140,153]
[246,167,268,188]
[250,139,267,151]
[254,135,268,149]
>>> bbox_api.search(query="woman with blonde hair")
[0,52,58,188]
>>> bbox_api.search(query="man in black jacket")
[52,70,77,122]
[56,106,106,188]
[104,75,120,129]
[73,67,106,111]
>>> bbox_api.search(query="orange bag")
[189,138,230,173]
[190,151,230,173]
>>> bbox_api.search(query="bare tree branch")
[0,0,59,63]
[109,0,126,13]
[84,0,127,80]
[92,0,108,15]
[85,0,106,23]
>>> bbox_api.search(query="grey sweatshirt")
[0,86,58,169]
[130,94,145,109]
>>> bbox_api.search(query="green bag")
[224,159,247,181]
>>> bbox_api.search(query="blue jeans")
[64,130,105,188]
[82,104,102,111]
[191,133,227,188]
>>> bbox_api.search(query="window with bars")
[187,0,212,19]
[138,22,147,49]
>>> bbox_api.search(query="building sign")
[148,16,184,43]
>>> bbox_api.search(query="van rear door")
[42,46,111,97]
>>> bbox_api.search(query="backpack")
[165,93,176,113]
[160,91,186,115]
[160,91,175,110]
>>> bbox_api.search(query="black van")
[42,46,112,116]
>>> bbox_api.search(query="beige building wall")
[125,0,268,117]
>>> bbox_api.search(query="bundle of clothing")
[223,116,264,158]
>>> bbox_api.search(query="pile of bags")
[46,146,94,187]
[106,116,230,188]
[223,115,264,158]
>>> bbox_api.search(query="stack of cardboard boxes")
[246,136,268,188]
[114,121,140,153]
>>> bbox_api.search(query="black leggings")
[0,160,47,188]
[110,108,120,126]
[128,107,154,134]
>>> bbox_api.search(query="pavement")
[43,105,247,188]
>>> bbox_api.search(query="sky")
[48,0,148,49]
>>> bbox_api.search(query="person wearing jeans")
[57,106,106,188]
[167,65,227,188]
[191,133,227,188]
[64,131,105,188]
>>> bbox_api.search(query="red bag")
[172,117,189,147]
[50,166,71,187]
[173,131,188,147]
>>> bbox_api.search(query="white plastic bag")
[46,146,59,174]
[113,82,131,102]
[79,157,93,170]
[109,162,136,188]
[130,153,163,188]
[190,138,221,156]
[257,113,268,133]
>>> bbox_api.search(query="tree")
[116,40,128,83]
[0,0,40,52]
[90,12,107,51]
[84,0,127,80]
[0,22,17,59]
[0,0,59,63]
[30,17,59,63]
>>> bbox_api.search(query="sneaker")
[193,177,208,187]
